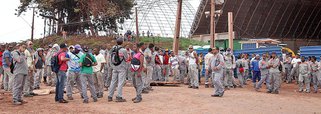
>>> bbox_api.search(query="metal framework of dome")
[121,0,197,38]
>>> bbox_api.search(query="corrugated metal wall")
[300,46,321,61]
[234,46,282,57]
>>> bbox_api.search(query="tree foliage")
[17,0,134,35]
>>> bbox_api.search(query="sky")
[0,0,44,43]
[0,0,200,43]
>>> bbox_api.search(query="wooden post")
[31,7,35,42]
[173,0,182,55]
[228,12,234,50]
[210,0,216,48]
[135,7,139,43]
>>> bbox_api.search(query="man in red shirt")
[163,50,170,82]
[55,43,70,103]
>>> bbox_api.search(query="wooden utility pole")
[173,0,182,55]
[31,7,35,42]
[135,7,139,43]
[228,12,234,50]
[210,0,216,48]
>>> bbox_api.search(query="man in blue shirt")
[251,54,261,88]
[66,44,83,100]
[2,45,14,91]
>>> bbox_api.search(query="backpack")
[10,51,20,73]
[111,46,124,66]
[131,52,143,72]
[51,52,63,73]
[83,54,93,67]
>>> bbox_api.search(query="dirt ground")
[1,81,321,114]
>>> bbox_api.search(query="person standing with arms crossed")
[11,44,28,105]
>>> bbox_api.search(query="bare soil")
[1,81,321,114]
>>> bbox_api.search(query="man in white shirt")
[188,45,199,89]
[204,48,214,88]
[290,55,301,83]
[93,48,106,98]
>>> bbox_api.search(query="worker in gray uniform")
[223,48,236,89]
[108,38,128,102]
[187,45,199,89]
[255,54,270,91]
[310,56,321,93]
[298,57,311,93]
[284,54,293,84]
[210,47,225,97]
[267,52,281,94]
[143,43,155,91]
[12,44,28,105]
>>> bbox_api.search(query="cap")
[165,49,169,52]
[74,44,82,51]
[189,45,193,49]
[256,54,260,57]
[60,43,68,49]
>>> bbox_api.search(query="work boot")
[133,97,142,103]
[30,92,38,96]
[13,101,22,105]
[218,91,225,97]
[298,89,303,93]
[24,94,33,97]
[142,89,149,94]
[107,97,113,102]
[205,84,209,88]
[188,85,193,88]
[132,97,137,101]
[18,100,28,104]
[211,94,220,97]
[83,99,89,103]
[93,98,98,102]
[115,97,126,102]
[67,96,74,100]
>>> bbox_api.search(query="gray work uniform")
[132,71,145,100]
[298,62,311,92]
[256,58,270,89]
[236,59,245,86]
[45,48,57,86]
[12,51,28,102]
[268,58,281,92]
[242,58,250,82]
[224,54,236,87]
[310,61,321,92]
[178,56,187,83]
[108,45,128,98]
[188,51,199,87]
[103,50,112,88]
[284,57,293,83]
[210,53,225,95]
[144,48,154,90]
